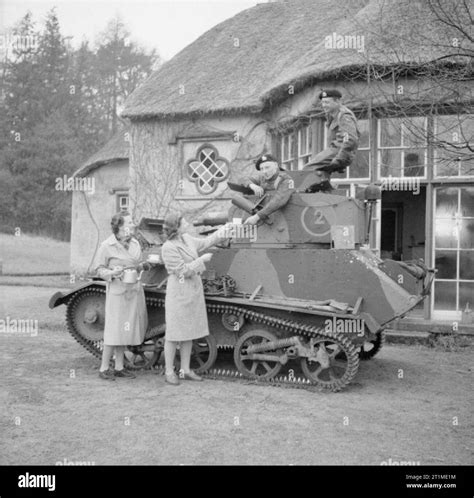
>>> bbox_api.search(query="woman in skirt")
[96,212,150,380]
[161,212,227,385]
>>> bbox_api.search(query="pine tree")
[0,12,41,147]
[95,15,159,134]
[3,109,82,239]
[36,8,70,115]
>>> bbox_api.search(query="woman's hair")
[163,212,183,240]
[111,211,131,235]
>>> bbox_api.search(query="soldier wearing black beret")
[254,153,283,171]
[305,89,360,188]
[242,154,293,225]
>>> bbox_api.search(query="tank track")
[66,288,106,360]
[359,330,385,360]
[65,287,360,392]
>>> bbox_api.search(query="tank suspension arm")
[246,336,301,354]
[244,353,289,365]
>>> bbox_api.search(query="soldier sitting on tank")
[241,154,294,225]
[304,89,360,192]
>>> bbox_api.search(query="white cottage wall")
[70,160,129,275]
[129,115,269,221]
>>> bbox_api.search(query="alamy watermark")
[55,458,95,465]
[324,32,365,53]
[0,316,38,336]
[0,33,39,53]
[381,457,421,466]
[18,473,55,492]
[219,223,257,243]
[381,176,420,195]
[55,175,95,194]
[324,317,364,336]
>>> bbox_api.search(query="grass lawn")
[0,285,68,331]
[0,233,70,274]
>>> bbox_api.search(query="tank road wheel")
[234,329,282,381]
[300,334,359,392]
[191,334,218,373]
[124,328,165,370]
[66,289,106,359]
[175,334,218,373]
[359,331,385,360]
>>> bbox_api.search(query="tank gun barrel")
[193,214,229,227]
[231,195,257,214]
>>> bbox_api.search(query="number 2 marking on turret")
[301,206,333,237]
[313,210,325,225]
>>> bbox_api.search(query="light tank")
[50,170,435,391]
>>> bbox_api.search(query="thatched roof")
[122,0,470,120]
[74,128,130,177]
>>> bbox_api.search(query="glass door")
[433,186,474,320]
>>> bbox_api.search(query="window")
[333,184,351,197]
[378,117,427,178]
[280,124,312,171]
[331,118,370,180]
[281,133,296,170]
[116,193,129,212]
[434,114,474,177]
[185,144,229,195]
[297,125,312,169]
[433,187,474,315]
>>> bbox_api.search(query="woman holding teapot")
[96,211,151,380]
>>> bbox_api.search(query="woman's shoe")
[99,369,116,381]
[183,371,203,381]
[114,369,136,378]
[165,372,180,386]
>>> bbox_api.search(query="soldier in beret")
[304,89,360,189]
[242,154,294,225]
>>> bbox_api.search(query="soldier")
[304,89,360,190]
[242,154,294,225]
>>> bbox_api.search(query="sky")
[0,0,260,60]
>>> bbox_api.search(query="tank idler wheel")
[234,329,283,380]
[68,291,106,343]
[359,331,385,360]
[175,334,218,374]
[300,336,359,391]
[66,289,106,358]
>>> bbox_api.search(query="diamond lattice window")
[186,145,229,194]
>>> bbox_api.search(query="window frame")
[297,125,312,169]
[433,114,474,179]
[326,117,371,182]
[185,143,230,195]
[377,116,428,180]
[432,186,474,318]
[279,126,310,171]
[116,192,129,213]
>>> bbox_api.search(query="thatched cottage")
[70,128,130,274]
[118,0,473,324]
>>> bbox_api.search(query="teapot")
[122,268,144,284]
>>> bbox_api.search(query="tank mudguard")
[49,281,106,309]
